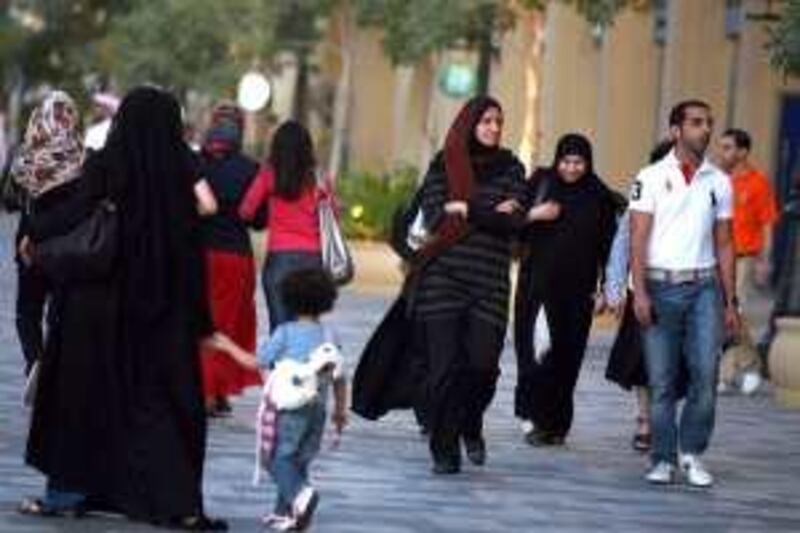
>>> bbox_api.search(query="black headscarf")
[97,86,200,322]
[552,133,594,175]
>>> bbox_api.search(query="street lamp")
[770,184,800,407]
[237,71,272,152]
[237,71,272,112]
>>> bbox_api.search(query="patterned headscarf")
[11,91,84,197]
[202,101,244,157]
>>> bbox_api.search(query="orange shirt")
[731,167,778,256]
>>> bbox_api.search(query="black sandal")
[18,498,85,518]
[632,432,652,452]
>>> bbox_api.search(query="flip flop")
[18,498,85,518]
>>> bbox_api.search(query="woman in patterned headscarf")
[11,91,84,197]
[10,91,83,377]
[13,91,92,516]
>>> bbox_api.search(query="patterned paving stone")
[0,213,799,532]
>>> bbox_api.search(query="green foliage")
[103,0,276,94]
[336,166,419,240]
[274,0,337,54]
[352,0,514,65]
[768,0,800,76]
[3,0,130,95]
[566,0,633,28]
[352,0,637,66]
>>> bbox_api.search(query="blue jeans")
[268,402,326,515]
[643,278,724,465]
[262,251,322,332]
[43,479,85,511]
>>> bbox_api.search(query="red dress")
[198,151,263,399]
[201,250,262,398]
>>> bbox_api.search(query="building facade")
[319,0,798,200]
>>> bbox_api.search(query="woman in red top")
[239,121,327,331]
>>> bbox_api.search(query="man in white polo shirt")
[630,100,740,487]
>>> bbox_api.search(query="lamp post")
[237,71,272,152]
[769,184,800,407]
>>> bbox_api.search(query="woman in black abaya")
[23,87,226,530]
[514,134,618,447]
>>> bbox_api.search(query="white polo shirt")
[629,150,732,271]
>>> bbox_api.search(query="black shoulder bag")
[34,199,119,284]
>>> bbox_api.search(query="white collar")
[663,149,717,177]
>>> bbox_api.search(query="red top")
[731,167,778,256]
[239,167,333,253]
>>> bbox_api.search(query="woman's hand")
[444,201,469,219]
[607,295,627,320]
[593,292,607,315]
[494,199,521,215]
[18,236,34,267]
[194,179,218,217]
[526,201,561,223]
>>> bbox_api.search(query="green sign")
[438,63,477,99]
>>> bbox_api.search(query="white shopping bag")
[533,306,551,363]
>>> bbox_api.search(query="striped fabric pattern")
[413,160,529,327]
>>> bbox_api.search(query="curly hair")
[280,268,338,317]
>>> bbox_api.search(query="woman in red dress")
[198,103,264,416]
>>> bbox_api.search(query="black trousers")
[416,312,505,463]
[514,277,594,438]
[16,262,50,375]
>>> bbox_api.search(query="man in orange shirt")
[718,129,779,303]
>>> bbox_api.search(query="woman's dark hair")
[268,121,316,200]
[281,268,338,317]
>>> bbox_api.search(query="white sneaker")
[292,486,319,530]
[645,461,676,484]
[263,513,297,531]
[520,420,535,436]
[680,454,714,487]
[740,372,762,395]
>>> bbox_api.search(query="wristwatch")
[726,296,740,309]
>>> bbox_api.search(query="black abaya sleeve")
[468,163,530,235]
[189,238,214,338]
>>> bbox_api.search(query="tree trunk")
[292,49,311,125]
[419,54,442,180]
[517,12,545,171]
[391,65,415,169]
[328,3,354,179]
[6,64,25,145]
[475,4,496,96]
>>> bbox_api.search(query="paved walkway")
[0,214,799,532]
